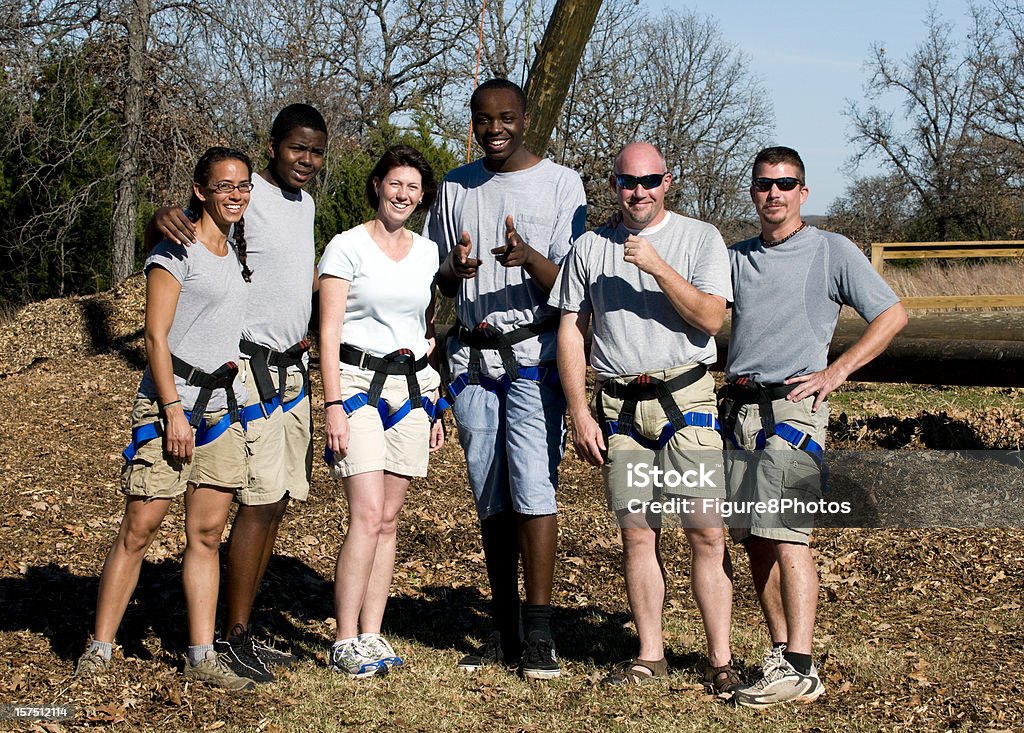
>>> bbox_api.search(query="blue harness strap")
[322,393,448,465]
[121,408,239,462]
[446,364,560,402]
[602,411,721,451]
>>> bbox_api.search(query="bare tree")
[554,1,773,233]
[845,6,1003,240]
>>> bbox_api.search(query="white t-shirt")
[318,224,439,365]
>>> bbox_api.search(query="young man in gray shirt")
[722,146,906,707]
[553,142,738,691]
[426,78,587,679]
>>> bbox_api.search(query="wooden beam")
[901,295,1024,310]
[523,0,604,154]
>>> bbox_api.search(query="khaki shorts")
[237,360,312,506]
[121,397,246,499]
[723,394,828,545]
[327,366,441,479]
[600,364,725,512]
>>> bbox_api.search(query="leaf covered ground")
[0,279,1022,732]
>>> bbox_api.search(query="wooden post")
[523,0,603,155]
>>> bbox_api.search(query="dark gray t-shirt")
[138,239,248,411]
[725,226,900,384]
[424,158,587,378]
[551,212,732,378]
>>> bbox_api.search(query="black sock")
[772,640,787,650]
[480,510,521,657]
[522,604,553,642]
[784,651,812,675]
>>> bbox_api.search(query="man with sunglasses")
[553,142,737,689]
[723,146,906,707]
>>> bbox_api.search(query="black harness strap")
[340,344,428,409]
[717,380,796,442]
[453,315,559,384]
[171,355,239,427]
[240,339,310,404]
[598,364,708,435]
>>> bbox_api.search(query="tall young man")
[722,146,906,707]
[426,78,587,679]
[151,105,328,682]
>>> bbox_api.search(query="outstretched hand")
[452,231,481,279]
[491,215,534,268]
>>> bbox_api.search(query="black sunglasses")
[751,177,803,192]
[614,172,667,190]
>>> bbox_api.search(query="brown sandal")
[703,661,743,697]
[603,657,669,685]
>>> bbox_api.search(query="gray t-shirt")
[139,239,249,411]
[424,158,587,378]
[726,225,900,384]
[241,173,316,362]
[551,211,732,378]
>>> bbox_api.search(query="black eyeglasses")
[207,181,255,194]
[614,173,667,190]
[751,177,803,192]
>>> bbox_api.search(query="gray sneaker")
[75,649,112,677]
[359,634,404,669]
[734,651,824,708]
[184,650,256,691]
[328,640,387,679]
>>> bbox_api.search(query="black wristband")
[324,399,345,409]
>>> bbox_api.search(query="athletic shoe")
[328,640,387,679]
[214,629,275,683]
[252,636,298,668]
[184,650,255,691]
[75,649,112,677]
[359,634,404,669]
[457,631,506,671]
[519,635,561,680]
[733,654,825,708]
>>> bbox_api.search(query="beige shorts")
[599,364,725,512]
[236,360,312,506]
[327,365,441,479]
[724,394,828,545]
[121,397,246,499]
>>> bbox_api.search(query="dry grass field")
[0,276,1022,732]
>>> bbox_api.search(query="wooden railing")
[870,240,1024,309]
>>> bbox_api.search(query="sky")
[654,0,972,215]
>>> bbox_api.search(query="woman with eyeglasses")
[318,145,444,678]
[75,147,256,691]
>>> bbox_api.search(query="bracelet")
[324,399,346,409]
[160,399,181,410]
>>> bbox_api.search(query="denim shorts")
[450,378,566,520]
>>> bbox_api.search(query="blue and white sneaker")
[359,633,405,669]
[328,640,387,679]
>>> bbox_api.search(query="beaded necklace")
[759,221,806,248]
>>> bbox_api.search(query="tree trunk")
[523,0,603,155]
[110,0,151,285]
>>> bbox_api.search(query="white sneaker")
[359,634,404,669]
[734,649,824,708]
[328,640,387,679]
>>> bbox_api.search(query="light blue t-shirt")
[726,226,900,384]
